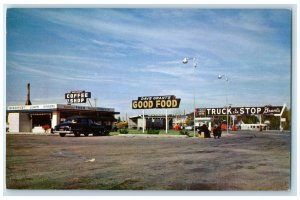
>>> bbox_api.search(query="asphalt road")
[6,131,291,191]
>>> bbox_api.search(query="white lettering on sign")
[263,107,281,114]
[65,91,91,104]
[67,98,86,104]
[221,108,226,115]
[203,106,283,116]
[257,107,262,114]
[206,108,211,115]
[240,108,244,115]
[245,107,250,114]
[211,109,216,115]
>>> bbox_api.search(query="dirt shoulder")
[6,131,290,190]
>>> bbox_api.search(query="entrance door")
[31,113,51,130]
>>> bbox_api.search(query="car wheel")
[74,132,80,137]
[59,133,66,137]
[99,130,104,136]
[84,133,89,137]
[104,130,110,136]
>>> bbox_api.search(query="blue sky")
[6,8,291,118]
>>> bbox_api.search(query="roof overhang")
[7,104,119,114]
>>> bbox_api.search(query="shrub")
[116,121,128,129]
[147,129,160,134]
[119,128,128,134]
[180,130,189,135]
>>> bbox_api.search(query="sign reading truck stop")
[132,95,181,109]
[196,106,284,116]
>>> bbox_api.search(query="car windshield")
[64,118,79,123]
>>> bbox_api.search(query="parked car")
[53,116,109,137]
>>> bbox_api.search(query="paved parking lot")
[6,131,291,190]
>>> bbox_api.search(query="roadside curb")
[115,134,188,138]
[6,132,54,136]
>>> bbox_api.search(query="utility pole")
[94,98,97,107]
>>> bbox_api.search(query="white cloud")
[6,9,291,112]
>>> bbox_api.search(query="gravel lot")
[6,131,291,191]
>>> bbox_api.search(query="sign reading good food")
[195,106,283,116]
[132,95,181,109]
[65,90,91,104]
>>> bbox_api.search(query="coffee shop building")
[6,104,119,133]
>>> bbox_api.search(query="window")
[80,118,89,125]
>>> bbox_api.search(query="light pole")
[218,74,229,134]
[183,57,197,137]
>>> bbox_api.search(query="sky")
[6,8,292,119]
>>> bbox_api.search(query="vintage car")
[53,116,109,137]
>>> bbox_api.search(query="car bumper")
[53,130,73,134]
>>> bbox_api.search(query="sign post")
[142,109,145,134]
[165,109,168,133]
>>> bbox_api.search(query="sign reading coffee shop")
[132,95,181,109]
[65,90,91,104]
[196,106,284,116]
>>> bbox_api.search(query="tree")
[281,108,291,130]
[116,121,128,129]
[239,115,258,124]
[261,107,291,130]
[185,116,193,126]
[262,115,279,130]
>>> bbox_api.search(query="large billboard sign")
[132,95,181,109]
[196,106,284,116]
[65,90,91,104]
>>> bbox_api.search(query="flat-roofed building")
[7,104,119,133]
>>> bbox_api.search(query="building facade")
[128,114,186,130]
[7,104,119,133]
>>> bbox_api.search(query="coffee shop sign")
[65,90,91,104]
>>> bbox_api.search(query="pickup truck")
[53,116,109,137]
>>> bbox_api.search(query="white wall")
[137,118,146,130]
[128,118,137,129]
[51,111,60,129]
[8,113,32,132]
[8,113,20,132]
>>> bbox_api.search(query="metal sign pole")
[142,109,145,133]
[226,80,229,134]
[166,109,168,134]
[193,64,196,137]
